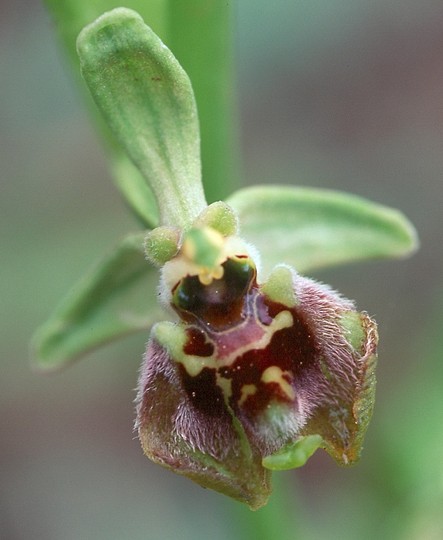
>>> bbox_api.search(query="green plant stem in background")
[232,473,302,540]
[168,0,240,202]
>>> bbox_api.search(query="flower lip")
[137,254,378,507]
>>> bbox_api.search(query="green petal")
[32,232,164,372]
[226,185,418,275]
[77,8,207,227]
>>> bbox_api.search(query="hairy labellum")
[136,227,377,509]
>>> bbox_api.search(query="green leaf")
[77,8,207,228]
[226,185,418,275]
[32,232,165,372]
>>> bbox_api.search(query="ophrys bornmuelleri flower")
[33,7,416,510]
[136,206,377,509]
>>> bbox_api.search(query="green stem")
[231,473,303,540]
[168,0,241,202]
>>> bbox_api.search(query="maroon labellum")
[136,229,377,508]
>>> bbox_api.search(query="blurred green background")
[1,1,442,538]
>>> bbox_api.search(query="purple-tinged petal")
[292,274,378,463]
[136,333,271,509]
[237,269,378,465]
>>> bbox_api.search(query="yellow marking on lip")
[216,374,232,400]
[217,310,294,368]
[198,264,224,285]
[238,383,257,406]
[161,299,295,381]
[261,366,295,401]
[177,310,294,377]
[179,355,211,378]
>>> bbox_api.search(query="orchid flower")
[33,9,417,509]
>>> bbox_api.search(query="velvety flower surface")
[136,226,378,509]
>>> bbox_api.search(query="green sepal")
[262,435,323,471]
[45,0,238,205]
[44,0,166,226]
[32,232,165,372]
[226,185,418,275]
[111,154,159,228]
[77,8,207,227]
[44,0,168,61]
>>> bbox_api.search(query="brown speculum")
[171,257,318,428]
